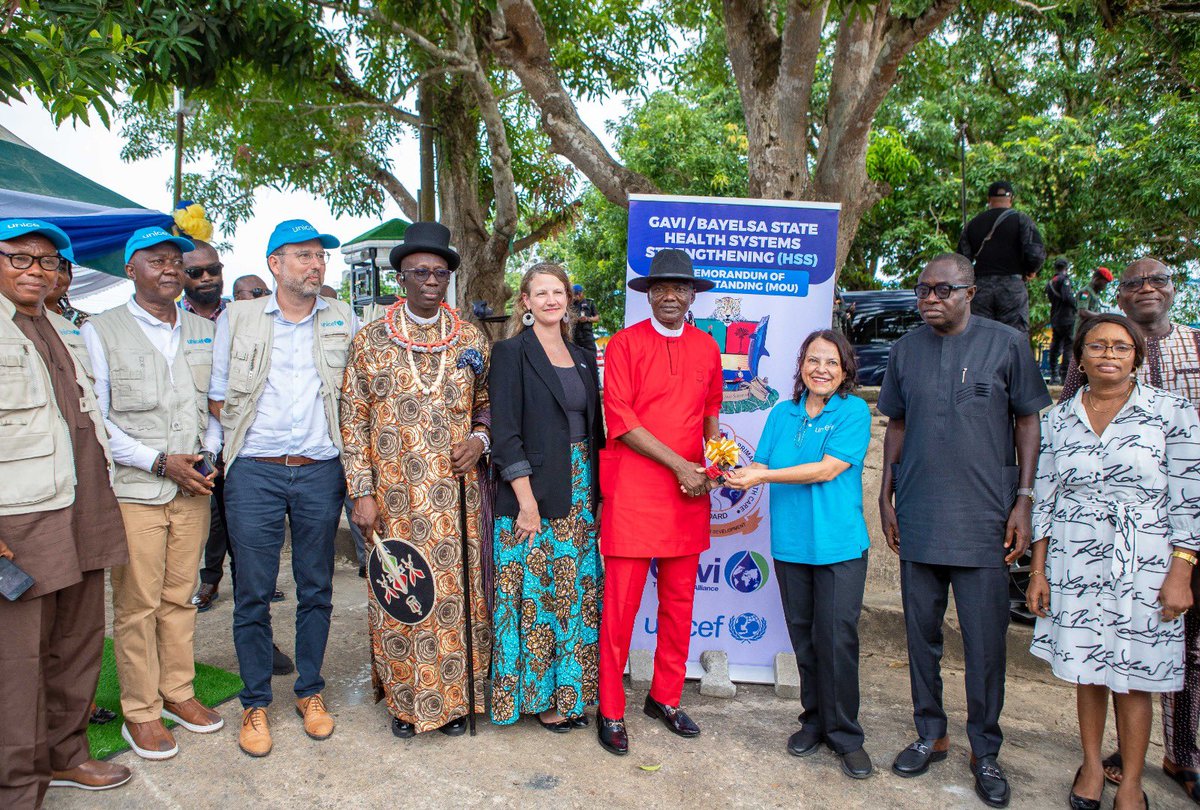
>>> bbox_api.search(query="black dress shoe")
[272,644,295,676]
[892,737,948,777]
[391,718,415,739]
[970,755,1011,808]
[439,717,467,736]
[1068,766,1102,810]
[272,590,285,602]
[597,714,628,756]
[840,748,874,780]
[569,715,589,728]
[537,715,572,733]
[787,726,822,757]
[643,695,700,737]
[192,583,218,612]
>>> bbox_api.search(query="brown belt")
[248,455,322,467]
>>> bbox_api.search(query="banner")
[624,193,840,683]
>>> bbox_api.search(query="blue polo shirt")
[753,392,872,566]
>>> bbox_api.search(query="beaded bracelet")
[470,431,491,455]
[154,452,167,478]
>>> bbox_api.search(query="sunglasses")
[234,288,270,300]
[185,263,224,279]
[1117,274,1171,293]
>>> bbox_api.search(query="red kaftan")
[599,319,724,558]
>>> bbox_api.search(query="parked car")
[841,289,921,386]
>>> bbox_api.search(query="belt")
[248,455,322,467]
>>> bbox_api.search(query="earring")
[522,310,535,326]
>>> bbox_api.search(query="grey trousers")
[971,274,1029,337]
[900,561,1009,758]
[776,552,868,753]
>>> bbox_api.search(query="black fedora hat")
[389,221,461,272]
[628,248,715,293]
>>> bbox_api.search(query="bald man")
[233,275,270,301]
[1060,258,1200,803]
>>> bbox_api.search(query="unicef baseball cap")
[0,219,73,252]
[124,227,194,264]
[266,219,340,257]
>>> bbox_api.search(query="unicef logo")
[729,612,767,643]
[724,550,769,593]
[321,319,345,327]
[186,337,213,345]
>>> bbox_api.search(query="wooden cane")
[458,474,477,736]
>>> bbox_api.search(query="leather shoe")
[538,715,572,733]
[295,693,335,740]
[439,717,467,736]
[392,718,416,738]
[569,714,589,728]
[272,644,295,676]
[597,714,628,755]
[239,708,272,757]
[970,754,1011,808]
[787,726,822,757]
[643,695,700,737]
[121,719,178,760]
[892,736,949,777]
[49,759,132,791]
[163,697,224,733]
[191,583,218,612]
[840,747,874,780]
[1069,766,1102,810]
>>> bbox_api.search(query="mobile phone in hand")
[0,557,34,601]
[193,453,216,478]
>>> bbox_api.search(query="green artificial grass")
[88,638,243,760]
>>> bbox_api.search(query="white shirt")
[651,316,685,338]
[82,297,222,472]
[209,293,359,459]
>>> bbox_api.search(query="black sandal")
[1163,761,1200,804]
[1102,752,1123,786]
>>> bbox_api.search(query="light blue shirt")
[209,293,358,460]
[753,392,871,566]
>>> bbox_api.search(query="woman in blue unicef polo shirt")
[726,328,873,780]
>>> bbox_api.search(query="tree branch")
[511,199,584,253]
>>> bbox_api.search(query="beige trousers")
[112,493,210,723]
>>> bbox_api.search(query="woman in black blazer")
[488,262,605,733]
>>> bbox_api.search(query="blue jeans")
[224,457,345,708]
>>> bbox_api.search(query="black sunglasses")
[914,282,972,300]
[185,263,224,280]
[235,287,270,300]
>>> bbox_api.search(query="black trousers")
[900,561,1009,758]
[1047,325,1072,380]
[971,274,1029,337]
[200,472,235,587]
[776,552,868,753]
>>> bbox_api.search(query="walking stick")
[458,474,477,736]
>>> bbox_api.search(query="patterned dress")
[491,443,602,723]
[339,308,492,733]
[1031,383,1200,692]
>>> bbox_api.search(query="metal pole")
[418,82,436,222]
[457,475,477,736]
[173,89,185,208]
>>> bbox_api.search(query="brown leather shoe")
[239,708,272,757]
[191,582,218,612]
[121,719,178,760]
[295,693,335,740]
[163,697,224,733]
[49,759,133,791]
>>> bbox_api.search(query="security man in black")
[877,253,1049,808]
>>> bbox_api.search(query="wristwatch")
[1017,487,1035,502]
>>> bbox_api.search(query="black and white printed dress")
[1030,383,1200,693]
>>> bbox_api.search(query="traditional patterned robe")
[340,308,491,732]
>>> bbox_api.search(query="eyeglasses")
[185,263,223,279]
[279,250,329,265]
[1083,342,1135,358]
[1118,274,1171,292]
[0,250,65,272]
[403,267,453,282]
[234,287,270,300]
[914,283,972,300]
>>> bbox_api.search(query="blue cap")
[0,219,73,253]
[124,227,194,264]
[266,219,340,257]
[573,284,583,292]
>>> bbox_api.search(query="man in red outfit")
[597,248,723,755]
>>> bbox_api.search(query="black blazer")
[489,328,604,519]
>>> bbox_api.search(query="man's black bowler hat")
[388,221,461,272]
[627,248,715,293]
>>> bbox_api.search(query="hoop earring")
[522,310,535,326]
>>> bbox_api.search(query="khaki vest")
[219,296,354,470]
[88,305,214,504]
[0,294,113,516]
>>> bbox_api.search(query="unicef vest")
[88,305,214,505]
[219,296,353,470]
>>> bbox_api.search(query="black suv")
[841,290,921,386]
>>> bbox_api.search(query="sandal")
[1163,760,1200,805]
[1102,752,1123,786]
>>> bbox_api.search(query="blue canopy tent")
[0,125,173,279]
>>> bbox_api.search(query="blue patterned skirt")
[490,442,602,723]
